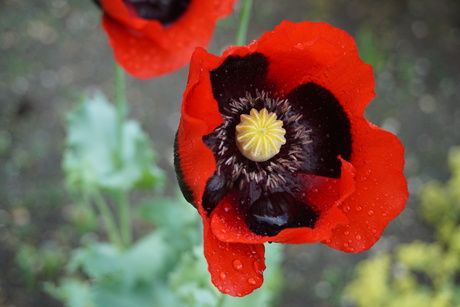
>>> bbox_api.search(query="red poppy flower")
[97,0,237,79]
[174,21,408,296]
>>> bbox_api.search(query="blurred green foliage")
[63,93,164,194]
[46,195,283,307]
[16,243,67,289]
[345,147,460,307]
[45,93,283,307]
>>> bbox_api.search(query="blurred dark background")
[1,0,459,306]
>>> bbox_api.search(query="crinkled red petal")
[254,21,375,115]
[102,15,188,78]
[100,0,237,78]
[200,207,266,297]
[210,158,356,244]
[175,48,224,204]
[323,120,408,252]
[245,21,406,251]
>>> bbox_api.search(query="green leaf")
[122,230,175,284]
[62,92,164,193]
[68,243,122,279]
[58,235,283,307]
[169,246,219,307]
[137,192,198,230]
[92,281,180,307]
[136,194,201,256]
[45,278,96,307]
[68,231,180,288]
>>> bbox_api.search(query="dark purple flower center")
[123,0,191,24]
[246,192,318,237]
[174,53,352,237]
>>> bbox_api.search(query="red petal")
[254,21,375,115]
[201,208,265,297]
[100,0,237,78]
[210,159,356,244]
[323,120,408,252]
[102,15,188,78]
[99,0,148,29]
[175,48,225,206]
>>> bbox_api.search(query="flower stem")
[235,0,254,45]
[114,63,127,168]
[113,63,134,248]
[93,191,124,248]
[117,190,132,247]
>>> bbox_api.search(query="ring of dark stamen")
[205,90,311,190]
[202,90,312,214]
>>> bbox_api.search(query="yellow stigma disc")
[235,108,286,162]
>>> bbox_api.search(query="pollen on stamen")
[235,108,286,162]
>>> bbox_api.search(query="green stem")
[235,0,254,45]
[113,63,133,248]
[117,191,132,247]
[114,63,127,168]
[112,63,133,249]
[93,191,124,249]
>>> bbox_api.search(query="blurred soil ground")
[1,0,459,306]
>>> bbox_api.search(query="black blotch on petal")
[246,192,318,237]
[287,82,352,178]
[202,174,231,215]
[173,131,195,206]
[210,53,270,115]
[123,0,191,25]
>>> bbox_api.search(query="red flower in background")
[174,21,408,296]
[97,0,237,79]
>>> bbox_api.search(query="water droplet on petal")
[344,231,350,236]
[248,278,256,285]
[233,260,243,270]
[219,272,227,280]
[356,235,362,240]
[356,206,362,212]
[368,210,374,216]
[224,288,230,294]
